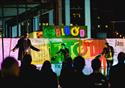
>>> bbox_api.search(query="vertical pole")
[54,0,59,25]
[49,10,54,25]
[17,4,19,37]
[65,0,70,25]
[58,0,62,25]
[1,5,4,60]
[85,0,91,38]
[25,4,28,33]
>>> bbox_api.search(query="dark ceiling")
[0,0,41,4]
[92,0,125,20]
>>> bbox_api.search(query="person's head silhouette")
[23,32,29,39]
[61,43,66,49]
[73,56,85,72]
[117,52,125,64]
[91,58,101,71]
[1,56,20,77]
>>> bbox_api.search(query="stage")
[0,38,124,76]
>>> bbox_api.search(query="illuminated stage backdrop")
[1,38,124,64]
[0,38,2,64]
[0,38,125,75]
[0,38,105,64]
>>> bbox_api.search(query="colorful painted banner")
[0,38,125,66]
[43,26,87,38]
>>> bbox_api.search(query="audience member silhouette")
[72,55,89,88]
[0,56,21,88]
[59,57,74,88]
[20,54,37,70]
[109,52,125,88]
[40,60,58,88]
[88,57,108,88]
[20,54,40,88]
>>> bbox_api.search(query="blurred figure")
[109,52,125,88]
[1,56,20,77]
[88,57,108,88]
[102,42,114,76]
[72,55,89,88]
[20,54,40,88]
[56,43,69,62]
[20,54,37,70]
[40,60,58,88]
[99,50,108,76]
[0,56,21,88]
[12,33,40,63]
[59,57,74,88]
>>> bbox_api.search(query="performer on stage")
[12,33,40,63]
[56,43,69,62]
[102,42,114,77]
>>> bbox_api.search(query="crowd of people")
[0,51,125,88]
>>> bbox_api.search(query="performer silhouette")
[102,42,114,77]
[12,33,40,62]
[56,43,69,62]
